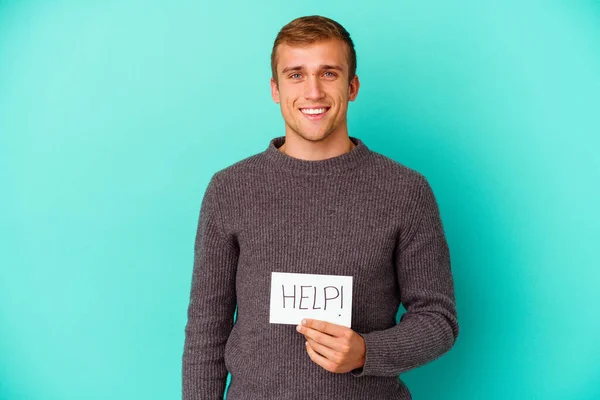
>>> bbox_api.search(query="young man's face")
[270,39,359,143]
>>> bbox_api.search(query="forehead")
[276,39,349,74]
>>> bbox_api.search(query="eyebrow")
[281,64,344,75]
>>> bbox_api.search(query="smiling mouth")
[300,107,329,115]
[299,107,330,120]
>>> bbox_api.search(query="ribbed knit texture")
[182,136,459,400]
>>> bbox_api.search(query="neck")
[264,135,369,175]
[278,132,356,161]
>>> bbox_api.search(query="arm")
[182,174,239,399]
[354,173,459,376]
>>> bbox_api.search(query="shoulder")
[359,149,439,216]
[208,151,270,189]
[365,148,429,188]
[364,150,444,235]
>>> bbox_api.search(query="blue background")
[1,1,599,399]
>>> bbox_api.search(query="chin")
[302,131,334,142]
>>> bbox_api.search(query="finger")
[306,337,340,364]
[299,326,341,351]
[305,341,337,373]
[301,319,348,337]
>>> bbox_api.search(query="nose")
[303,75,325,100]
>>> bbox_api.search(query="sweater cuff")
[182,363,228,400]
[350,331,376,377]
[350,329,417,377]
[350,315,458,378]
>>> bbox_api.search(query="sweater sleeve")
[182,174,239,399]
[353,174,459,377]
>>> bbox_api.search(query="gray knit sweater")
[182,136,459,400]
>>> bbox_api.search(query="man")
[182,15,459,400]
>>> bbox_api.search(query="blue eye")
[324,71,337,77]
[290,73,302,79]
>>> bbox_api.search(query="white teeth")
[301,108,327,115]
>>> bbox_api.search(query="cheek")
[279,99,297,121]
[283,98,297,113]
[332,103,349,122]
[282,100,293,113]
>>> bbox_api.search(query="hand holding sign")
[297,318,366,373]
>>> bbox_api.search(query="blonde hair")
[271,15,357,85]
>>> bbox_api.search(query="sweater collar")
[264,135,370,174]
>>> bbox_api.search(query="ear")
[348,75,360,102]
[270,77,280,103]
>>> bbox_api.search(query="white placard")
[269,272,353,327]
